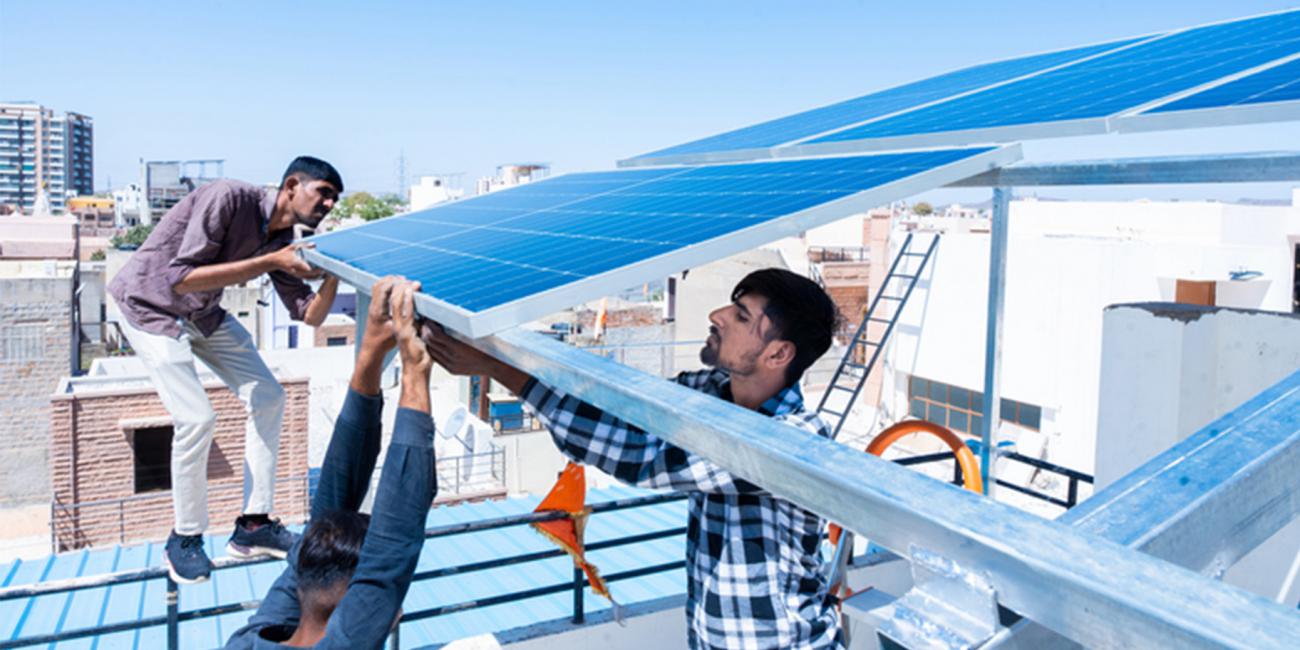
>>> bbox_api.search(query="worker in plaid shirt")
[427,268,845,649]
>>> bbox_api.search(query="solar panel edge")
[1114,96,1300,135]
[461,145,1020,338]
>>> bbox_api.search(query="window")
[1,324,44,361]
[907,375,1041,433]
[132,426,173,493]
[326,336,348,347]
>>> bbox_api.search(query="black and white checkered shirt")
[522,369,844,650]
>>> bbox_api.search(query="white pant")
[119,313,284,535]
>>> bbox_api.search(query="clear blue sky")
[2,1,1297,202]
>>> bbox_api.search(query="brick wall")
[49,378,310,550]
[313,322,355,348]
[0,277,72,507]
[821,262,871,342]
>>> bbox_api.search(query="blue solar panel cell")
[1148,57,1300,112]
[811,9,1300,143]
[633,39,1140,159]
[308,146,1012,334]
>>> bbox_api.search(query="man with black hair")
[227,276,438,649]
[425,268,845,650]
[108,156,345,583]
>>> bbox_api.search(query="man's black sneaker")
[164,531,213,584]
[226,515,299,559]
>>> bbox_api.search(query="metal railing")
[581,339,706,380]
[2,492,689,650]
[808,246,870,263]
[435,447,507,496]
[49,447,512,553]
[49,474,314,553]
[896,449,1093,510]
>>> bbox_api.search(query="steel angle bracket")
[845,546,1002,650]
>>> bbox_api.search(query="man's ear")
[765,339,795,372]
[281,174,301,196]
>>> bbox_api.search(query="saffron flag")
[531,462,623,620]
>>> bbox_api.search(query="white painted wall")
[804,213,866,248]
[881,199,1300,474]
[1094,304,1300,606]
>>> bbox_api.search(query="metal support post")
[979,187,1011,495]
[572,567,585,623]
[166,578,179,650]
[355,292,370,359]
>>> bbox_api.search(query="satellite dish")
[441,406,467,440]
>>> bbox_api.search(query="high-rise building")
[0,102,94,214]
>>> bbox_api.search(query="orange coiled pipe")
[828,419,983,584]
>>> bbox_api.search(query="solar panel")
[809,10,1300,145]
[632,38,1141,162]
[623,9,1300,167]
[304,145,1020,337]
[1149,57,1300,112]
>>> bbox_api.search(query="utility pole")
[396,150,407,199]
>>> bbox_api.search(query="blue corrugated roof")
[0,485,687,649]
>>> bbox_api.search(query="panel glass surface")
[812,9,1300,143]
[1147,57,1300,112]
[631,39,1139,159]
[311,148,993,314]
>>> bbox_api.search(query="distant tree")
[332,192,404,222]
[111,224,155,249]
[913,201,934,216]
[89,249,106,261]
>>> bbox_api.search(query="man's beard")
[699,336,759,376]
[699,340,718,366]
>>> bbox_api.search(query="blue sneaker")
[164,531,213,584]
[226,515,298,560]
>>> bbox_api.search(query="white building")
[873,197,1300,477]
[475,163,550,195]
[408,174,465,211]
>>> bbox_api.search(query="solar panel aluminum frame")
[302,144,1021,339]
[617,112,1112,169]
[1115,98,1300,134]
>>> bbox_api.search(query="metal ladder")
[816,233,939,440]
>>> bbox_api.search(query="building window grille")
[0,324,45,361]
[907,375,1041,434]
[131,426,174,493]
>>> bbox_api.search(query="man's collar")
[760,381,804,417]
[260,187,278,229]
[716,372,804,417]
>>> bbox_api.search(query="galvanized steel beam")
[988,367,1300,649]
[470,326,1300,649]
[946,151,1300,187]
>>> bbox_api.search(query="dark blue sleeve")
[317,407,437,649]
[312,389,385,520]
[226,389,385,648]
